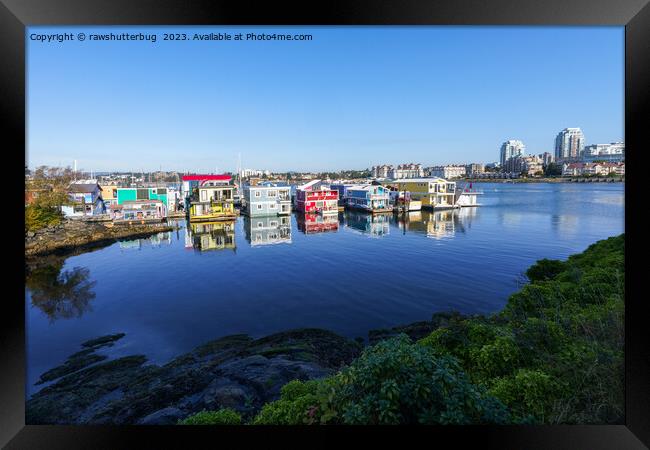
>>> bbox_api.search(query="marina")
[25,183,624,395]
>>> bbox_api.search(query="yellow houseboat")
[388,178,457,210]
[188,181,237,222]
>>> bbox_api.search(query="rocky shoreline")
[26,312,462,425]
[25,219,176,258]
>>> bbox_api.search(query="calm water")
[25,183,625,395]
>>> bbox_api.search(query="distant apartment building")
[503,155,544,176]
[371,164,392,178]
[582,142,625,162]
[555,128,585,161]
[562,162,625,177]
[388,163,425,179]
[539,152,554,167]
[427,165,467,179]
[500,140,525,167]
[465,163,485,176]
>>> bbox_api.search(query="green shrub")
[252,380,320,425]
[525,258,566,282]
[489,369,558,421]
[318,335,511,425]
[25,204,62,232]
[178,408,241,425]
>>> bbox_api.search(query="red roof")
[181,174,231,182]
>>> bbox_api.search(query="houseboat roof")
[296,179,322,191]
[182,174,231,182]
[347,184,381,192]
[244,184,290,190]
[67,183,101,193]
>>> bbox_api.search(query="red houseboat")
[295,180,339,214]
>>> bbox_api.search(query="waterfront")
[25,183,624,396]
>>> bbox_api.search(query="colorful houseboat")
[344,184,391,213]
[109,199,167,223]
[242,185,292,217]
[389,178,457,210]
[116,187,169,208]
[389,189,422,212]
[295,180,339,215]
[244,215,292,246]
[62,181,105,217]
[188,180,237,222]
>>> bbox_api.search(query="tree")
[544,163,562,177]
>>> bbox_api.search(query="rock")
[27,231,35,238]
[137,407,184,425]
[368,311,465,345]
[26,329,361,425]
[81,333,126,349]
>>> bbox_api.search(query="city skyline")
[27,26,624,172]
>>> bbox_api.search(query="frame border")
[3,0,648,447]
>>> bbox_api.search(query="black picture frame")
[4,0,648,447]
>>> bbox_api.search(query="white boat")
[454,182,483,207]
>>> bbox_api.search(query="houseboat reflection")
[244,215,292,247]
[185,220,236,252]
[296,213,339,234]
[343,210,391,237]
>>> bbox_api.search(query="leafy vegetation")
[25,165,76,232]
[420,234,624,423]
[249,234,624,425]
[178,409,242,425]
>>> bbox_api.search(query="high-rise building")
[500,140,525,167]
[582,142,624,162]
[539,152,554,166]
[554,128,585,161]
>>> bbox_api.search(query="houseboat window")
[137,188,149,200]
[269,203,276,209]
[257,204,263,210]
[255,191,262,197]
[257,222,263,228]
[157,188,167,194]
[268,190,277,197]
[201,190,207,201]
[270,221,278,227]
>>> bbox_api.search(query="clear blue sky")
[27,26,624,173]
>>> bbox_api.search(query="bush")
[525,258,566,282]
[318,336,511,425]
[252,380,320,425]
[489,369,558,422]
[25,204,62,232]
[178,409,241,425]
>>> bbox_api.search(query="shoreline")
[25,219,176,259]
[464,177,624,183]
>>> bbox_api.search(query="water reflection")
[343,211,391,237]
[118,231,173,250]
[26,263,96,322]
[393,209,470,239]
[296,213,339,234]
[184,220,236,252]
[244,215,292,246]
